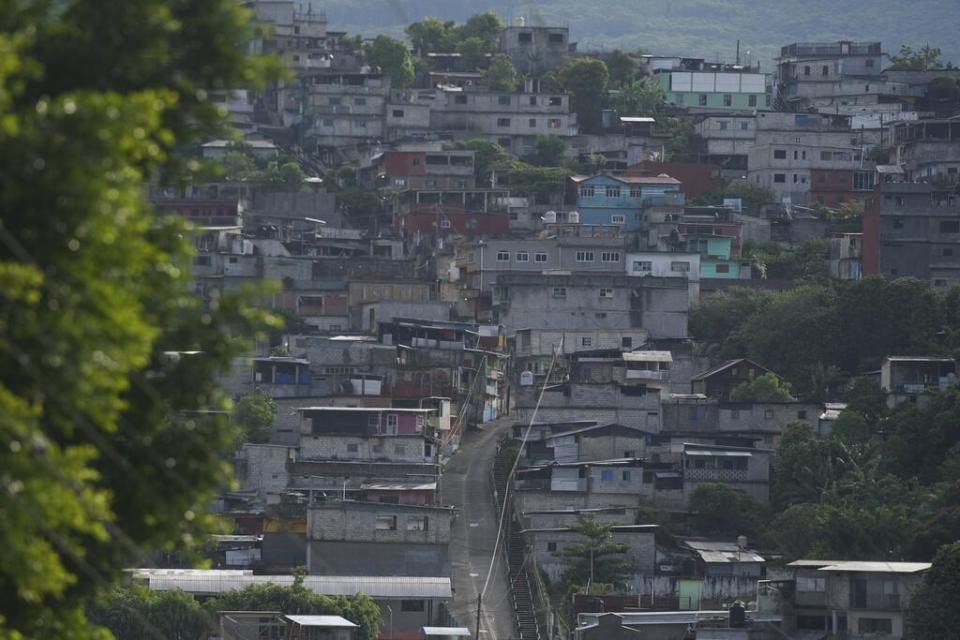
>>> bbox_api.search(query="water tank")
[567,210,580,223]
[542,210,557,223]
[520,371,534,386]
[729,603,746,628]
[514,16,526,27]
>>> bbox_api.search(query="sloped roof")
[691,358,773,381]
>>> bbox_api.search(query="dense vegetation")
[0,1,279,637]
[319,0,960,67]
[88,582,381,640]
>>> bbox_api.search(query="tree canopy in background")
[557,57,609,133]
[0,1,279,637]
[484,54,518,91]
[234,392,278,444]
[365,35,415,88]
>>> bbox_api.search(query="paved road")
[442,420,517,640]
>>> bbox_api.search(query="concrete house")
[682,443,771,506]
[571,174,684,230]
[296,407,438,464]
[777,559,931,639]
[306,500,453,576]
[523,524,657,582]
[879,355,957,408]
[499,24,574,75]
[691,359,774,402]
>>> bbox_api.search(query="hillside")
[316,0,960,69]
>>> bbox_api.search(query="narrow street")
[442,419,518,640]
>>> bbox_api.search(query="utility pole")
[475,593,483,640]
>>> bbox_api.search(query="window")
[549,32,564,44]
[866,58,875,68]
[774,173,786,183]
[741,121,750,130]
[355,120,367,128]
[699,94,708,106]
[386,414,398,429]
[528,96,538,106]
[518,31,533,43]
[391,108,405,118]
[547,118,561,129]
[498,95,512,105]
[764,409,774,419]
[796,577,826,592]
[455,94,468,105]
[547,542,557,552]
[748,95,757,107]
[497,250,510,261]
[576,251,595,262]
[394,444,406,455]
[606,186,621,198]
[439,218,451,229]
[630,187,643,198]
[401,600,426,612]
[715,263,730,273]
[858,618,892,635]
[622,470,632,481]
[549,96,562,106]
[376,515,397,530]
[322,118,334,127]
[798,410,808,419]
[579,185,595,197]
[601,251,621,263]
[892,218,903,230]
[529,118,537,127]
[719,121,728,130]
[599,288,614,299]
[354,97,366,106]
[676,93,685,105]
[723,94,732,106]
[535,252,548,263]
[611,214,625,224]
[822,65,829,76]
[581,336,593,347]
[368,414,381,428]
[634,260,652,272]
[803,65,811,76]
[689,406,699,421]
[600,470,614,481]
[406,516,429,531]
[670,261,690,272]
[774,149,787,159]
[193,255,211,266]
[516,251,529,262]
[552,287,567,298]
[940,221,960,233]
[346,443,359,453]
[793,173,799,184]
[372,444,384,454]
[328,97,342,106]
[497,118,511,127]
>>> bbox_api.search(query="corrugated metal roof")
[422,628,471,636]
[142,573,453,598]
[816,561,931,574]
[622,351,673,363]
[685,449,753,457]
[286,615,357,628]
[361,481,437,491]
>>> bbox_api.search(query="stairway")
[493,446,541,640]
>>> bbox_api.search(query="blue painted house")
[688,234,748,279]
[571,174,683,230]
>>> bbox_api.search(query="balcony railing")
[626,369,669,381]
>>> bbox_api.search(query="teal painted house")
[657,70,770,111]
[572,174,683,230]
[688,234,747,279]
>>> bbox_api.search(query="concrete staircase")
[494,447,542,640]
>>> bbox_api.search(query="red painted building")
[809,169,855,207]
[625,161,722,199]
[398,205,510,237]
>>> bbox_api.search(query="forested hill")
[317,0,960,67]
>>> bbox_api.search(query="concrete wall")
[529,529,656,581]
[236,444,293,497]
[307,540,449,577]
[514,383,661,431]
[298,434,433,463]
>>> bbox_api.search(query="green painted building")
[657,70,770,111]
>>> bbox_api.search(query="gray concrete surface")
[442,420,518,640]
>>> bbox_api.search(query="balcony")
[626,369,669,381]
[851,593,904,611]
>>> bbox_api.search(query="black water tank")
[729,602,746,628]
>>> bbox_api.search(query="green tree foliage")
[693,179,775,215]
[908,541,960,640]
[688,483,765,537]
[506,160,571,197]
[452,138,512,185]
[558,57,609,133]
[604,50,637,88]
[219,145,306,190]
[526,135,569,167]
[656,117,705,162]
[365,35,414,88]
[456,36,488,70]
[742,238,829,281]
[87,587,209,640]
[0,1,279,637]
[88,584,382,640]
[459,11,504,51]
[888,44,947,70]
[234,392,278,444]
[729,372,793,402]
[484,54,518,92]
[210,583,381,640]
[691,278,954,394]
[880,385,960,485]
[928,75,960,103]
[555,515,631,588]
[610,77,666,117]
[405,17,458,55]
